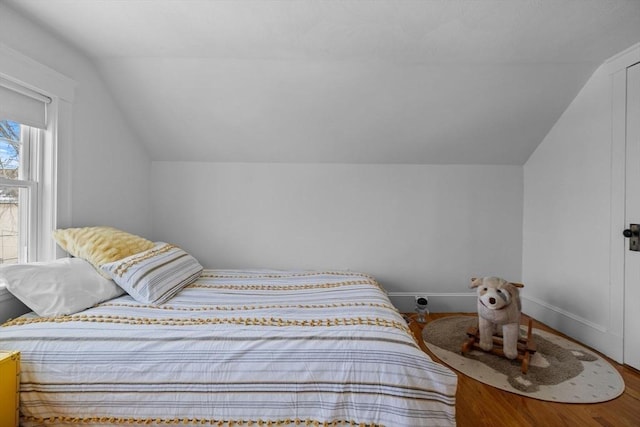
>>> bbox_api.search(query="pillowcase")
[52,226,155,273]
[100,242,203,304]
[0,258,125,317]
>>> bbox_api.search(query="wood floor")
[407,313,640,427]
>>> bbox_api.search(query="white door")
[624,61,640,370]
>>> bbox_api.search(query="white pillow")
[0,258,125,317]
[100,242,202,304]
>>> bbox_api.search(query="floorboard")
[406,312,640,427]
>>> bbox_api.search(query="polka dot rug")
[423,316,625,403]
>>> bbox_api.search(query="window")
[0,46,74,306]
[0,119,41,264]
[0,69,58,265]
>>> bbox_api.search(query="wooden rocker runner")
[461,318,537,374]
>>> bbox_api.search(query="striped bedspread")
[0,270,457,427]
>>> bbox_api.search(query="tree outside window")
[0,119,22,264]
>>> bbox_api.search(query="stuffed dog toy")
[470,277,524,360]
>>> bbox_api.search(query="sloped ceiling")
[5,0,640,164]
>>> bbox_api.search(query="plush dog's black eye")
[482,287,487,291]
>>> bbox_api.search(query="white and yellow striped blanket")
[0,270,457,427]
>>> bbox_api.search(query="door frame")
[608,43,640,364]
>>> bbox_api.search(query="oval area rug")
[423,316,625,403]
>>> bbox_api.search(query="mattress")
[0,269,457,426]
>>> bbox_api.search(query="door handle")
[624,224,640,251]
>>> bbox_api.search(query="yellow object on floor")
[0,351,20,427]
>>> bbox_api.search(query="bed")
[0,269,457,426]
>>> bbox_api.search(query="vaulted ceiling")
[5,0,640,164]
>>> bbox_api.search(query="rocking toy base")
[461,318,537,374]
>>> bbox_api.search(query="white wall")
[152,162,523,312]
[523,58,623,359]
[0,3,151,236]
[0,2,525,320]
[0,4,152,321]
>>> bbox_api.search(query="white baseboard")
[522,295,623,363]
[388,291,624,363]
[387,292,477,314]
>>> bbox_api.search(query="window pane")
[0,186,20,264]
[0,119,21,180]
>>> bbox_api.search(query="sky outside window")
[0,120,20,177]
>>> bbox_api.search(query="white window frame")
[0,44,75,269]
[0,125,40,263]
